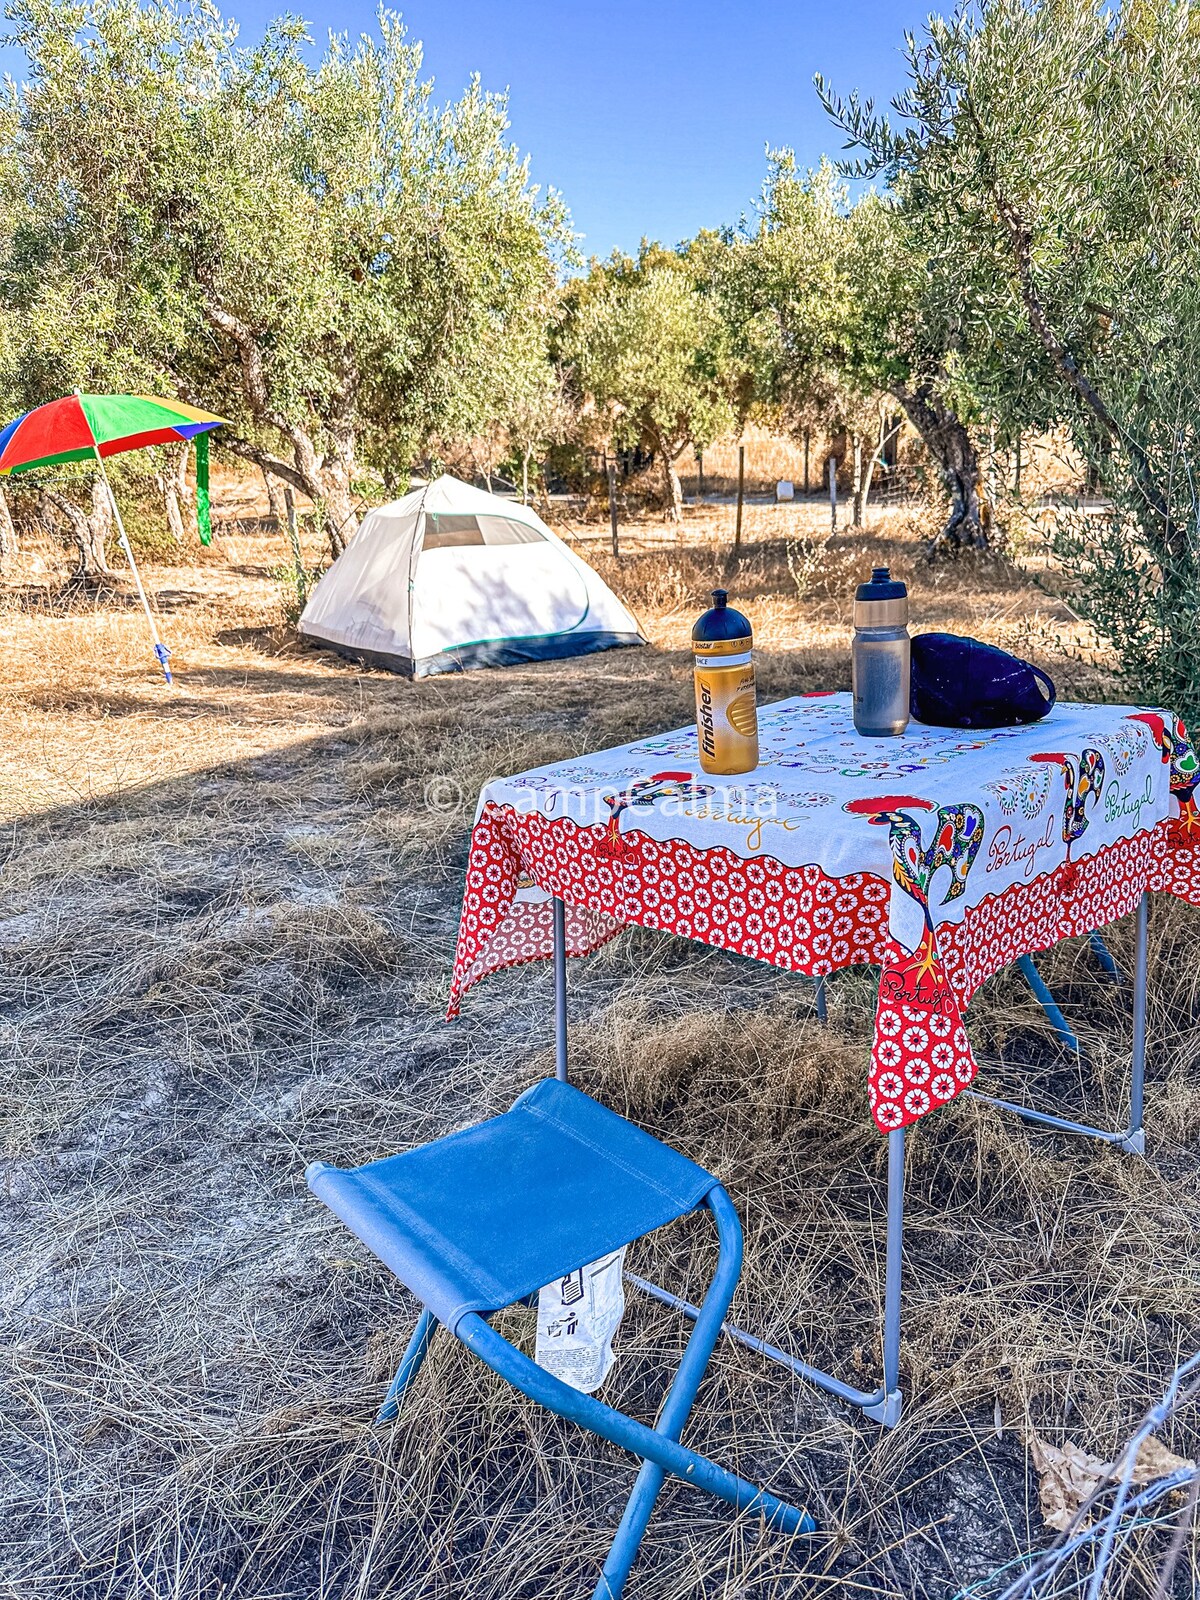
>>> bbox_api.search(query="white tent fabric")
[298,475,646,677]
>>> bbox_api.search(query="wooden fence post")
[732,443,745,557]
[803,431,810,493]
[828,454,838,532]
[607,461,619,558]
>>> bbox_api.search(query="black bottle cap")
[693,589,752,643]
[855,565,907,602]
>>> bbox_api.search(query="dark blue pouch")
[910,633,1056,728]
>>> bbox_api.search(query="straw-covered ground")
[3,498,1199,1599]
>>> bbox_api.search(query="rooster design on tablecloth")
[1028,747,1105,890]
[1126,712,1200,843]
[845,796,985,1001]
[597,771,714,859]
[844,794,986,1131]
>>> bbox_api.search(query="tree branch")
[201,301,289,436]
[199,297,323,494]
[959,90,1181,557]
[993,196,1121,440]
[218,433,313,497]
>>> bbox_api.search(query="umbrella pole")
[89,445,172,686]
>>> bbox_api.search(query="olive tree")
[747,151,985,543]
[729,158,848,436]
[823,0,1200,709]
[559,247,734,520]
[2,0,570,553]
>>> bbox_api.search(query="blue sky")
[5,1,914,258]
[312,0,911,257]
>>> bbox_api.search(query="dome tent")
[298,474,646,677]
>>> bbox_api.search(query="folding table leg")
[1125,892,1148,1154]
[553,896,569,1084]
[377,1307,439,1423]
[864,1127,904,1427]
[968,893,1149,1155]
[627,1128,906,1427]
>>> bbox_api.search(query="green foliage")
[726,157,850,432]
[824,0,1200,711]
[732,152,985,542]
[558,246,735,516]
[0,0,571,551]
[275,558,323,626]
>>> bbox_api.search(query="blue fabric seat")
[308,1078,716,1333]
[307,1079,815,1599]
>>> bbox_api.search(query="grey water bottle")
[852,566,910,737]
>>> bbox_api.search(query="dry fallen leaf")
[1030,1434,1196,1531]
[1030,1435,1112,1531]
[1125,1435,1195,1485]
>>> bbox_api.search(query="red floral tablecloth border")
[449,802,1200,1132]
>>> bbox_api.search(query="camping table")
[448,692,1200,1425]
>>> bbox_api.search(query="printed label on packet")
[535,1246,627,1393]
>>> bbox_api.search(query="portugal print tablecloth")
[448,694,1200,1133]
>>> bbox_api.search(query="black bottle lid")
[854,565,907,602]
[693,588,752,643]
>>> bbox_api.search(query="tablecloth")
[449,693,1200,1133]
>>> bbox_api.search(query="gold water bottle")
[692,589,759,775]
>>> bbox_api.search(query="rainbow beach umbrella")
[0,392,225,682]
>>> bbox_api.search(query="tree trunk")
[162,446,189,545]
[860,412,902,524]
[659,446,683,523]
[223,432,358,558]
[175,444,196,540]
[164,486,185,544]
[522,448,531,505]
[321,455,357,557]
[46,484,113,577]
[200,299,360,557]
[891,381,984,547]
[851,432,865,528]
[733,442,745,558]
[0,486,15,573]
[263,468,288,527]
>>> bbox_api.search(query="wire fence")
[955,1353,1200,1600]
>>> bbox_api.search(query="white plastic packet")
[535,1246,627,1393]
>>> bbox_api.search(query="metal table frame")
[548,891,1149,1429]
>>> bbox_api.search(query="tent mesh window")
[421,514,545,549]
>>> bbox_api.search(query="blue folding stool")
[307,1078,815,1599]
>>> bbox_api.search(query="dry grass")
[685,425,830,497]
[2,500,1199,1599]
[685,422,1091,504]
